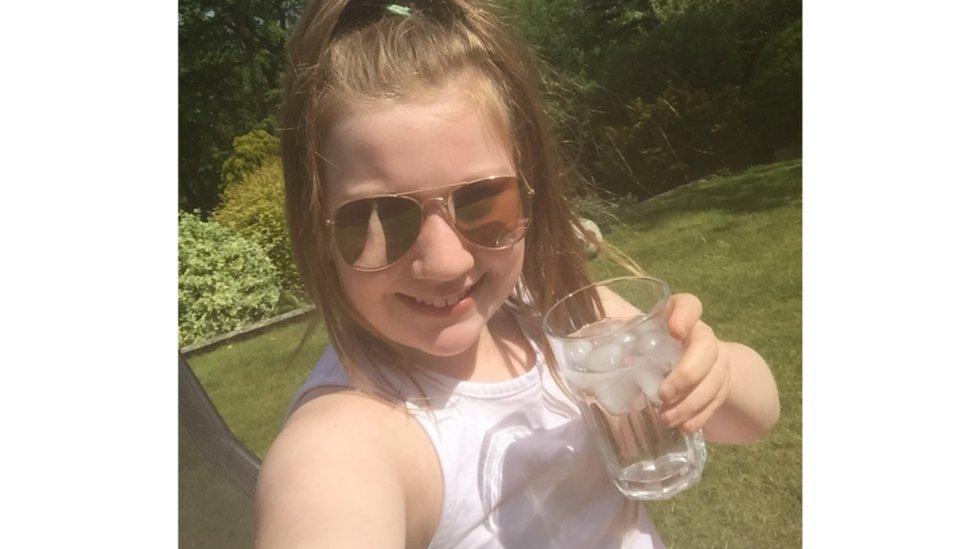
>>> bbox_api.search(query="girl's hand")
[657,293,732,434]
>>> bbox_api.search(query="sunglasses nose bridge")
[419,196,455,222]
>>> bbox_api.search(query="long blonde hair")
[281,0,638,399]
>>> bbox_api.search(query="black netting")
[179,353,262,547]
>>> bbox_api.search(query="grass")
[184,159,802,547]
[185,318,331,458]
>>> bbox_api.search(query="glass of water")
[543,276,706,500]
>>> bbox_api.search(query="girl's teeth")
[413,288,468,308]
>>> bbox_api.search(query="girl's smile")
[394,273,484,317]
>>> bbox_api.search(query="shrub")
[179,211,282,347]
[213,161,304,298]
[748,17,802,152]
[595,82,759,195]
[220,129,281,189]
[499,0,800,200]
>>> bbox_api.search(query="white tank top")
[284,308,665,548]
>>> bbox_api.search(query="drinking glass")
[543,276,706,500]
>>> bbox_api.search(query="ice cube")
[634,332,659,356]
[593,372,645,415]
[615,331,637,351]
[584,342,624,373]
[563,340,594,367]
[655,340,683,372]
[634,325,680,358]
[622,353,648,370]
[625,314,653,334]
[647,337,683,372]
[568,322,618,355]
[632,363,666,406]
[562,368,616,391]
[574,319,625,338]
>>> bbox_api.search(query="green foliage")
[498,0,801,199]
[598,83,759,194]
[179,211,282,347]
[650,0,724,23]
[180,0,801,213]
[213,161,304,298]
[748,17,802,151]
[220,129,281,189]
[179,0,303,214]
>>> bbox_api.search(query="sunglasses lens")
[452,177,530,248]
[333,196,421,269]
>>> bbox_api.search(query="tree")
[178,0,303,214]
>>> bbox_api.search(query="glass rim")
[542,275,671,339]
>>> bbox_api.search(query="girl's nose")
[409,207,475,281]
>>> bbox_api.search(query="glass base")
[613,446,705,500]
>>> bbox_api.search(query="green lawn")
[184,159,802,547]
[185,318,331,458]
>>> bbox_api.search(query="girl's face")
[322,78,525,359]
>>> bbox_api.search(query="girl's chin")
[397,320,486,358]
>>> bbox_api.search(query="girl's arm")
[255,391,441,548]
[701,340,780,444]
[656,294,780,444]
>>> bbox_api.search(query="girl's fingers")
[660,348,729,428]
[667,293,702,341]
[658,321,718,404]
[680,366,732,433]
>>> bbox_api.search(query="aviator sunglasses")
[325,175,534,271]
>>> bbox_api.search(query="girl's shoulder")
[259,388,442,547]
[282,386,423,450]
[282,385,435,466]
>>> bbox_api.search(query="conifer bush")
[220,129,281,189]
[213,161,304,298]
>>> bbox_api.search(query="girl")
[256,1,780,547]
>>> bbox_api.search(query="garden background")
[179,0,802,546]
